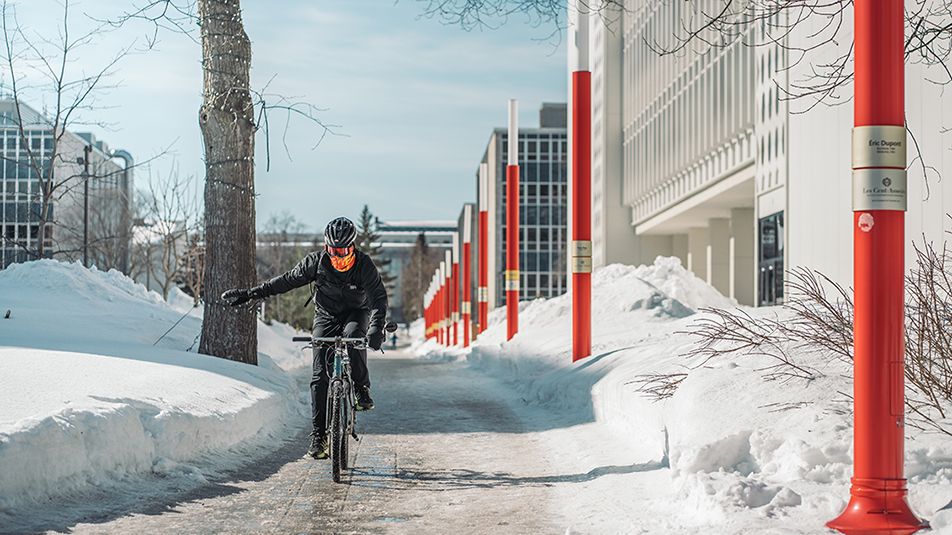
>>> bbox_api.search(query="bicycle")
[293,321,397,483]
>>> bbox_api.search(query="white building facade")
[576,2,952,306]
[0,100,133,272]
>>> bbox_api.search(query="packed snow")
[0,260,310,525]
[415,256,952,534]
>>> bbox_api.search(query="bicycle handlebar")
[292,336,367,345]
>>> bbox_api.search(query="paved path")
[62,354,570,534]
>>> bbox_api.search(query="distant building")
[478,103,569,309]
[376,220,454,322]
[0,99,133,271]
[576,3,951,306]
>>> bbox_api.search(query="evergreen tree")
[355,205,396,295]
[401,233,441,322]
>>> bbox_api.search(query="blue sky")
[9,1,567,232]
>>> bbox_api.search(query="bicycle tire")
[340,392,350,470]
[330,384,344,483]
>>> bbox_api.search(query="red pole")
[427,276,436,340]
[571,7,592,362]
[478,163,490,334]
[433,269,443,344]
[436,269,444,345]
[462,204,473,347]
[827,1,924,533]
[444,252,452,345]
[433,288,443,344]
[505,99,520,341]
[452,235,460,346]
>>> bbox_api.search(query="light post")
[570,2,592,362]
[478,162,490,334]
[462,204,473,347]
[452,233,460,346]
[437,264,445,345]
[444,250,453,345]
[505,99,520,341]
[827,1,925,533]
[78,145,92,268]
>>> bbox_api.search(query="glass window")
[527,252,538,271]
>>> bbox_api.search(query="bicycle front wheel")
[330,384,344,483]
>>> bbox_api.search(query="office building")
[0,99,133,271]
[478,103,569,309]
[376,220,454,322]
[576,3,951,306]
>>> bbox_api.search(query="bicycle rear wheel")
[330,384,344,483]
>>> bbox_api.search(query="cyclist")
[221,216,388,459]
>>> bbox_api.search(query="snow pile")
[417,256,952,533]
[0,260,309,518]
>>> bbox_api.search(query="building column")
[708,218,730,295]
[672,234,689,269]
[730,208,755,306]
[687,227,708,281]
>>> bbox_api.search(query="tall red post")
[505,99,520,341]
[570,6,592,362]
[462,204,473,347]
[827,1,925,533]
[438,264,446,346]
[478,163,490,334]
[452,235,460,346]
[444,251,452,345]
[433,268,443,344]
[426,281,435,340]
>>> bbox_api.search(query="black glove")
[221,285,268,307]
[367,328,384,351]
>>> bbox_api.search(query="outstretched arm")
[262,251,321,295]
[222,252,321,306]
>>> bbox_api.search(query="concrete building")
[0,99,133,271]
[478,103,569,308]
[575,3,952,306]
[376,220,454,322]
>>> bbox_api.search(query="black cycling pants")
[310,308,370,432]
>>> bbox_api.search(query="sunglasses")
[326,245,354,257]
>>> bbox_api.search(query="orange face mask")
[330,251,356,272]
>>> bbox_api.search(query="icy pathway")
[61,353,593,534]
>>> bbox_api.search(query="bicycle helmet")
[324,217,357,249]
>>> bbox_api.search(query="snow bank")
[417,256,952,533]
[0,260,308,517]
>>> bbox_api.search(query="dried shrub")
[635,223,952,436]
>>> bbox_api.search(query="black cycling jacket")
[261,250,388,333]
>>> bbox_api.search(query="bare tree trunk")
[197,0,257,364]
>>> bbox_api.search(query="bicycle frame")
[292,321,396,482]
[307,336,365,482]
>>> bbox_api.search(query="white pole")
[508,99,519,165]
[479,163,489,211]
[463,204,473,244]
